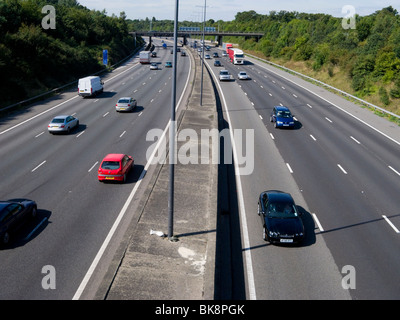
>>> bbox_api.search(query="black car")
[214,60,222,67]
[258,190,304,244]
[0,199,37,244]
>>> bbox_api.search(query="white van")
[78,76,104,97]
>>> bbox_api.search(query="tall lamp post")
[168,0,179,241]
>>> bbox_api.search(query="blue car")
[270,106,295,128]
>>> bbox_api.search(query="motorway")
[202,46,400,299]
[1,37,399,300]
[0,40,191,299]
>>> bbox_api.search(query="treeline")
[0,0,141,108]
[228,8,400,112]
[132,7,400,114]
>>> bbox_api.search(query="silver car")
[238,71,249,80]
[116,97,137,112]
[48,115,79,134]
[219,70,231,81]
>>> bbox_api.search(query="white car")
[238,71,249,80]
[219,70,231,81]
[204,54,211,59]
[48,115,79,134]
[150,63,158,70]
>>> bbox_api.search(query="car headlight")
[277,121,283,125]
[269,231,279,237]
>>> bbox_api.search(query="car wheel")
[31,206,37,218]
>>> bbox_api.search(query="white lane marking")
[35,132,45,138]
[337,164,347,174]
[293,94,297,98]
[312,214,324,232]
[286,163,293,173]
[138,112,143,116]
[382,215,400,233]
[325,117,333,123]
[119,130,126,138]
[32,160,46,172]
[388,166,400,176]
[88,161,98,172]
[269,93,272,96]
[270,133,274,140]
[76,131,85,138]
[310,134,316,141]
[350,136,360,144]
[307,103,312,108]
[103,112,109,117]
[208,64,257,300]
[259,115,263,120]
[72,49,193,300]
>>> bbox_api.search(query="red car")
[98,153,134,183]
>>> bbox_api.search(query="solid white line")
[350,136,360,144]
[72,48,193,300]
[286,163,293,173]
[337,164,347,174]
[208,63,257,300]
[312,214,324,232]
[388,166,400,176]
[32,160,46,172]
[88,161,98,172]
[382,215,400,233]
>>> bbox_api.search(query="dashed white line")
[337,164,348,174]
[388,166,400,176]
[32,160,46,172]
[76,131,85,138]
[350,136,360,144]
[293,94,297,98]
[270,133,275,140]
[382,215,400,233]
[88,161,98,172]
[312,214,324,232]
[286,163,293,173]
[259,115,263,120]
[103,112,109,117]
[138,112,143,116]
[35,132,45,138]
[269,93,272,96]
[120,131,126,138]
[325,117,333,123]
[310,134,316,141]
[307,103,312,108]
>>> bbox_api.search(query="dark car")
[270,106,295,128]
[0,199,37,244]
[214,60,222,67]
[258,190,304,244]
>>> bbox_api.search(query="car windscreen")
[267,202,298,218]
[101,161,120,170]
[51,119,65,123]
[277,111,292,118]
[220,71,229,75]
[118,99,130,104]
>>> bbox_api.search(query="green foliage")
[0,0,140,107]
